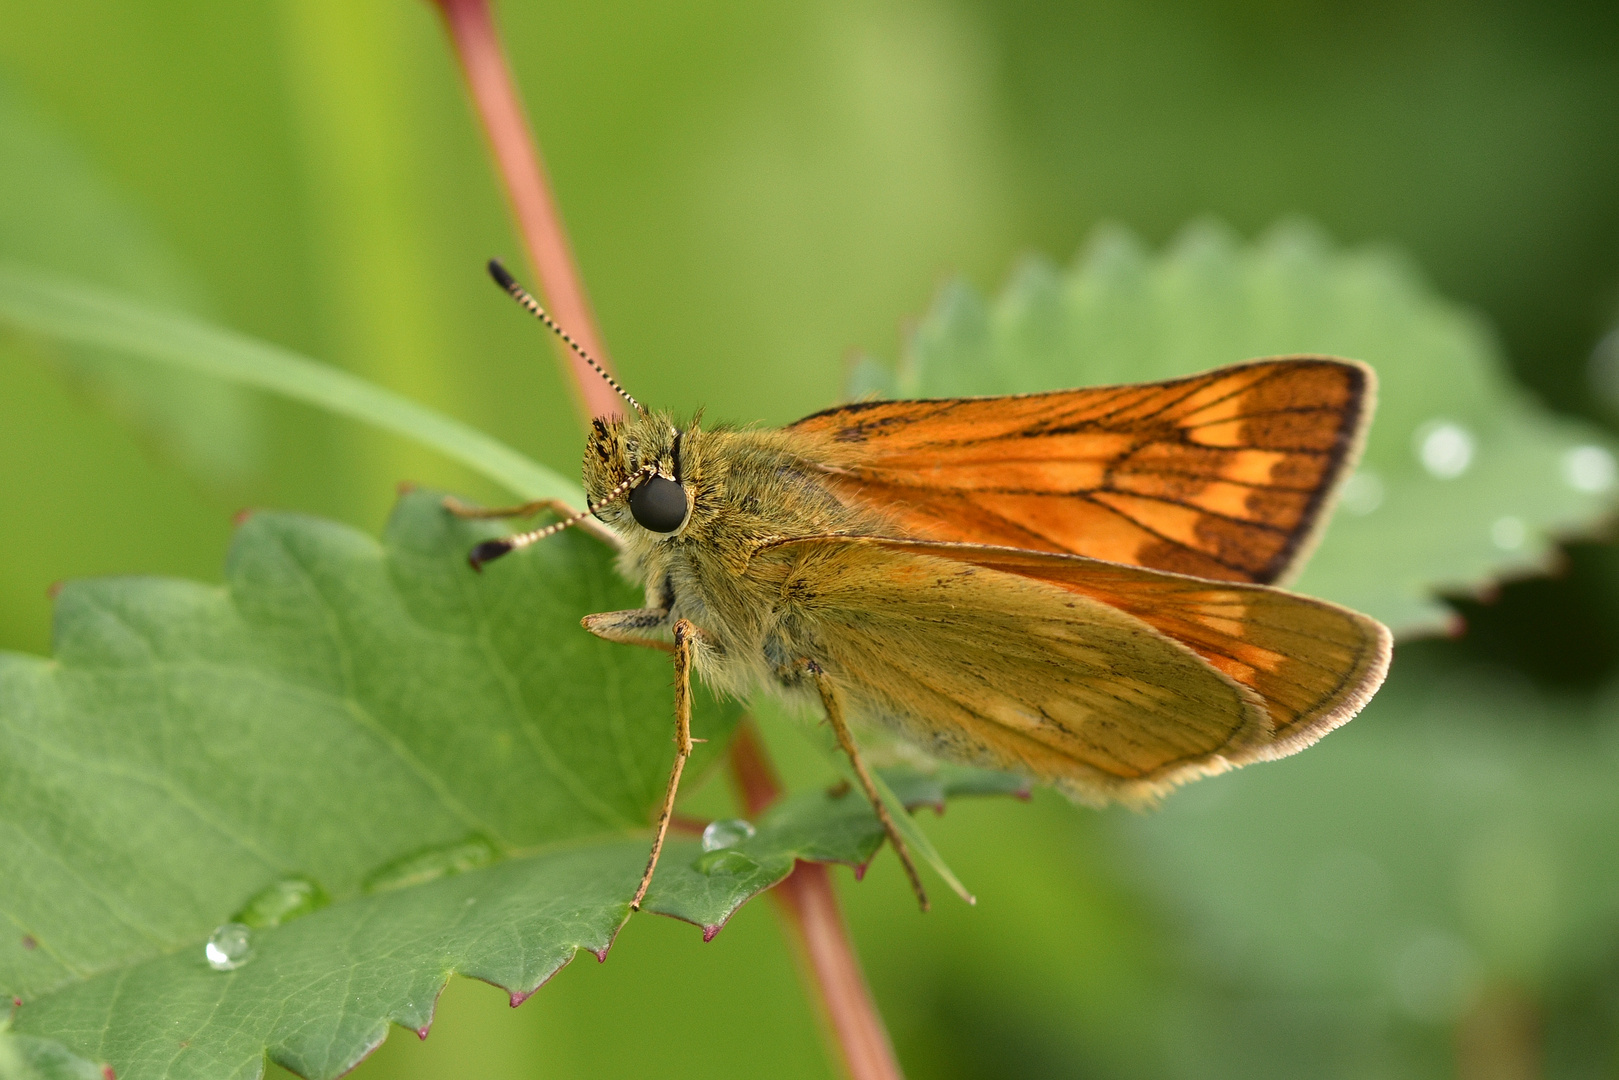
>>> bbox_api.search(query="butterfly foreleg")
[581,608,675,653]
[807,663,930,912]
[631,618,703,910]
[442,495,622,549]
[441,495,552,519]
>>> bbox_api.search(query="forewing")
[792,537,1392,763]
[753,536,1275,804]
[789,358,1372,585]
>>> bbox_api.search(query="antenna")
[468,466,654,571]
[487,259,646,415]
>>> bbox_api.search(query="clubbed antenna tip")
[487,258,517,291]
[484,257,647,416]
[460,465,656,573]
[468,539,513,572]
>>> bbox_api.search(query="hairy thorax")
[582,411,894,700]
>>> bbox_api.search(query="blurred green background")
[3,1,1618,1077]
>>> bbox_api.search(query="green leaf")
[655,766,1024,932]
[0,1028,105,1080]
[0,490,1019,1079]
[0,264,579,505]
[856,220,1619,636]
[1,490,736,1078]
[0,83,260,484]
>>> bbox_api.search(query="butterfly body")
[577,359,1389,808]
[467,263,1390,909]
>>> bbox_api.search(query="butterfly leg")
[581,608,675,653]
[630,618,701,910]
[442,495,622,548]
[808,664,930,912]
[441,495,551,519]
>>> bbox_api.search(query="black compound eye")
[628,475,689,533]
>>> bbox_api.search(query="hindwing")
[752,535,1390,801]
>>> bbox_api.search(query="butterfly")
[453,260,1392,911]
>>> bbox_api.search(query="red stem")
[730,724,906,1080]
[432,0,624,422]
[428,9,903,1076]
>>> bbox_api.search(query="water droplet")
[1415,421,1474,479]
[204,923,254,971]
[1587,327,1619,405]
[1490,516,1526,551]
[1336,470,1384,515]
[1563,445,1616,493]
[696,849,761,876]
[701,818,756,852]
[232,875,328,929]
[363,835,499,894]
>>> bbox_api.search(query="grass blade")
[0,261,582,503]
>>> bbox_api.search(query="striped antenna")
[487,259,646,415]
[468,466,654,571]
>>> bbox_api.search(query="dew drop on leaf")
[204,923,254,971]
[1562,444,1617,493]
[1490,516,1526,551]
[701,818,756,852]
[1415,420,1475,479]
[696,849,761,876]
[232,875,328,929]
[361,835,499,893]
[1337,470,1384,515]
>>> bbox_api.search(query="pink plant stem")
[428,8,902,1076]
[431,0,624,422]
[730,724,906,1080]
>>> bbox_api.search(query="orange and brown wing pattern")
[789,358,1373,585]
[785,537,1392,766]
[749,535,1273,803]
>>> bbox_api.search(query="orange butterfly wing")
[758,536,1391,781]
[789,357,1373,585]
[858,539,1392,759]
